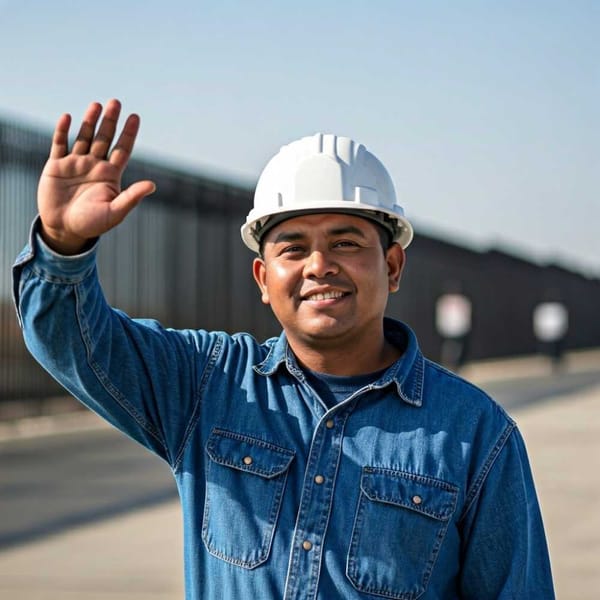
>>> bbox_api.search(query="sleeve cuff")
[14,215,100,282]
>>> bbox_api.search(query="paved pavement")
[516,382,600,599]
[0,349,598,599]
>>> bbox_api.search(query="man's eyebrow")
[271,231,307,244]
[328,225,368,238]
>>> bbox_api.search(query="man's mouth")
[303,290,348,301]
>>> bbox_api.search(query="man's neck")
[287,333,402,376]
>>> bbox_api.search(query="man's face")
[252,213,405,350]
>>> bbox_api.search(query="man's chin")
[288,317,353,345]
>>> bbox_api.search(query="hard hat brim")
[241,204,413,253]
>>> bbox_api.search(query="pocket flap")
[206,428,295,479]
[361,468,457,521]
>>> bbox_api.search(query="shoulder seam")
[172,332,225,472]
[425,358,516,424]
[458,422,516,522]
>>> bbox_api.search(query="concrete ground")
[516,383,600,599]
[1,349,599,599]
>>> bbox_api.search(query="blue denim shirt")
[13,222,555,599]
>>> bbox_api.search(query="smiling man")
[13,100,555,599]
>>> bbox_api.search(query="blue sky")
[1,1,598,275]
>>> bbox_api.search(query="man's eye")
[281,245,304,255]
[334,240,359,248]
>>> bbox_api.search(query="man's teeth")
[306,291,345,301]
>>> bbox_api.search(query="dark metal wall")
[1,120,54,401]
[392,235,600,361]
[1,117,599,402]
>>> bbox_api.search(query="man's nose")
[302,249,339,278]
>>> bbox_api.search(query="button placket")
[283,409,349,600]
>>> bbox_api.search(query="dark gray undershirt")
[303,367,387,409]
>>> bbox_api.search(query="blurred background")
[1,1,599,598]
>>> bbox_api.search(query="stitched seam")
[305,410,351,600]
[211,427,297,453]
[75,282,166,450]
[363,466,459,489]
[172,334,224,472]
[205,427,295,477]
[425,360,516,427]
[413,353,424,399]
[347,467,459,599]
[202,446,291,569]
[459,422,516,522]
[14,266,34,328]
[30,263,91,286]
[362,468,458,520]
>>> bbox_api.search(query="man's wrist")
[39,224,91,256]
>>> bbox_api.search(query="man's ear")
[386,243,405,293]
[252,257,270,305]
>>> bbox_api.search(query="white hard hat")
[240,133,413,253]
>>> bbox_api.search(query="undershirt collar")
[303,367,388,409]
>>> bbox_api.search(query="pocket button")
[412,495,423,505]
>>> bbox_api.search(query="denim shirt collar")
[253,318,424,408]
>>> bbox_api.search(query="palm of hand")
[39,154,124,241]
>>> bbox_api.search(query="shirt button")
[325,419,335,429]
[412,495,422,505]
[302,540,313,551]
[243,456,253,465]
[314,475,325,485]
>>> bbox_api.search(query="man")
[14,99,555,599]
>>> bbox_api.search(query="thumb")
[109,180,156,225]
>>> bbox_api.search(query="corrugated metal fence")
[2,117,599,402]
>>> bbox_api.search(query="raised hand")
[37,99,156,254]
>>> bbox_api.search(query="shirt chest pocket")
[347,467,458,600]
[202,428,295,569]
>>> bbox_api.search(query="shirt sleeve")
[458,425,555,599]
[13,217,220,467]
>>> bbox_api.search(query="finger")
[109,180,156,225]
[108,113,141,171]
[71,102,103,155]
[90,99,122,159]
[49,113,72,159]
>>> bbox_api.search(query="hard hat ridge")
[241,132,414,253]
